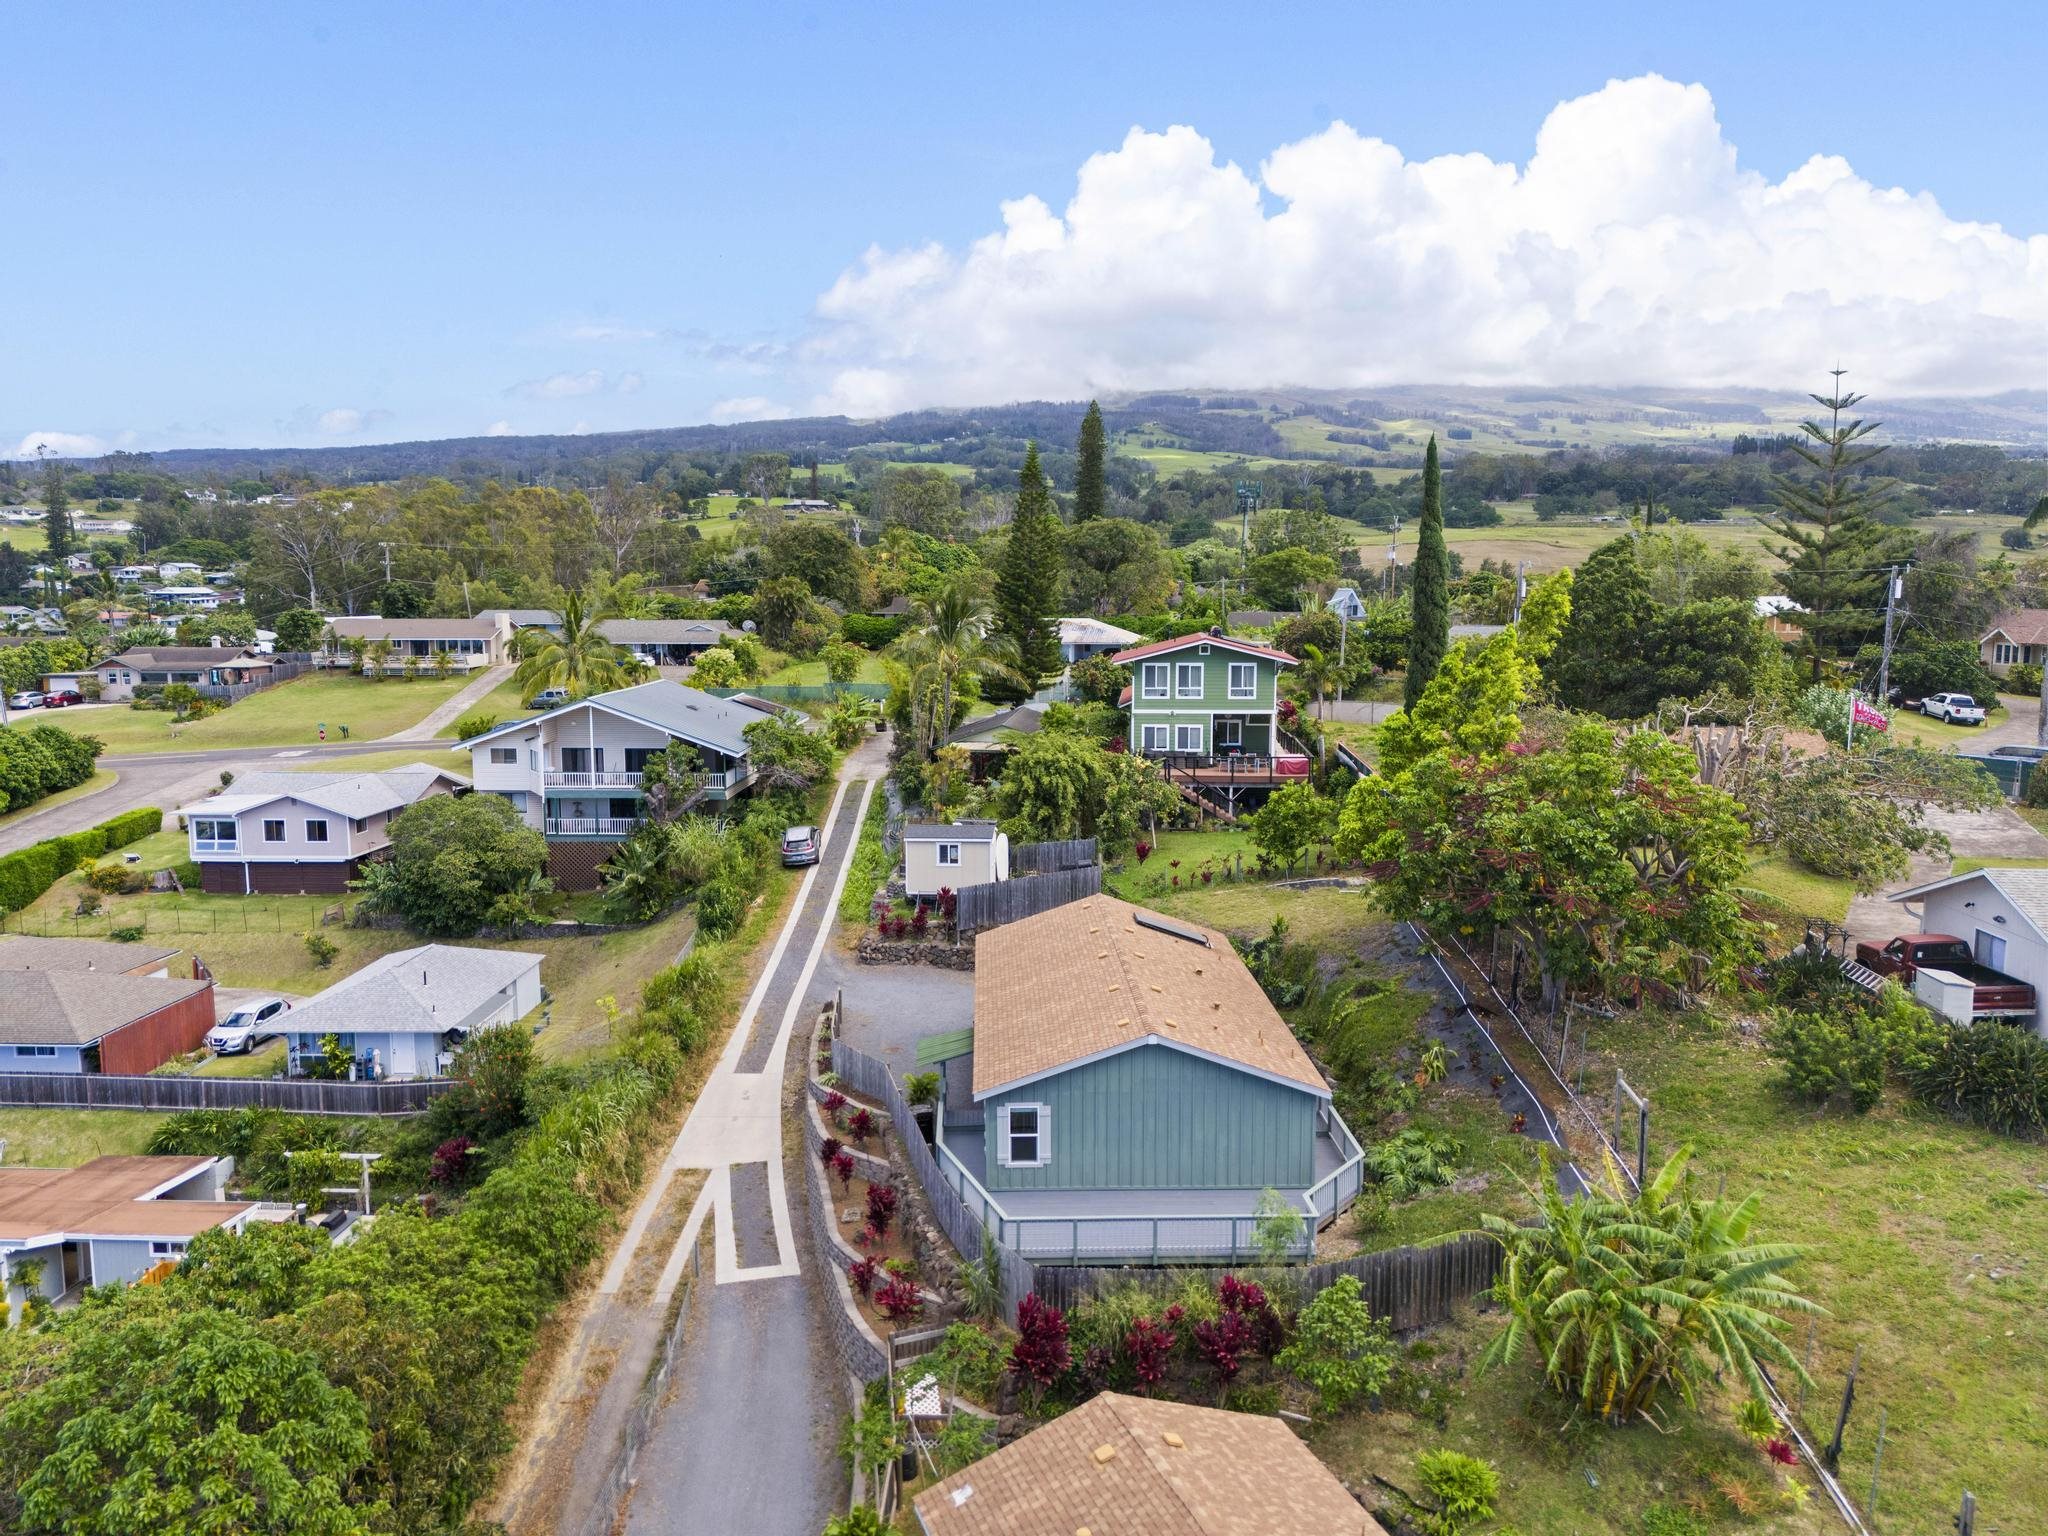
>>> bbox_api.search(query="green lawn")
[1743,851,1855,924]
[433,676,535,738]
[36,673,478,755]
[0,1107,169,1165]
[758,653,892,687]
[191,1039,287,1078]
[280,746,472,776]
[1884,705,2006,750]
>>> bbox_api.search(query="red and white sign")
[1852,698,1889,731]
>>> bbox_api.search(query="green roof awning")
[916,1028,976,1067]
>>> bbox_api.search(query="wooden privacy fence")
[1031,1231,1503,1325]
[954,864,1101,935]
[0,1071,448,1115]
[1011,838,1097,874]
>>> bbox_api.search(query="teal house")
[924,894,1363,1262]
[1110,632,1307,814]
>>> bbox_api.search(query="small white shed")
[903,821,1009,899]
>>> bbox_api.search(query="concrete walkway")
[1843,802,2048,946]
[379,662,515,741]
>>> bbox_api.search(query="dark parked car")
[780,825,820,867]
[42,689,85,708]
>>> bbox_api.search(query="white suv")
[1921,692,1986,725]
[207,997,292,1054]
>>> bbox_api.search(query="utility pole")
[1875,563,1907,703]
[378,542,394,583]
[1511,559,1529,626]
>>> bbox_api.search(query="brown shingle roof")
[0,1155,252,1244]
[1982,610,2048,648]
[101,645,266,669]
[0,970,211,1047]
[970,895,1328,1099]
[913,1392,1382,1536]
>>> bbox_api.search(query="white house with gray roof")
[1888,866,2048,1036]
[175,762,468,894]
[465,679,765,885]
[903,820,1009,898]
[281,943,543,1080]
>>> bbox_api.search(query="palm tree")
[364,637,393,681]
[1296,642,1340,721]
[889,575,1025,757]
[515,587,631,703]
[1479,1146,1820,1426]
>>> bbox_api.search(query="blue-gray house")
[925,894,1363,1262]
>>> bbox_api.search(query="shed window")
[999,1103,1049,1168]
[490,747,517,765]
[1175,661,1204,698]
[1140,661,1169,700]
[305,820,330,843]
[262,819,286,843]
[1228,661,1257,699]
[937,843,961,866]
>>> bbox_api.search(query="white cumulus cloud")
[10,431,109,460]
[802,74,2048,412]
[483,420,516,437]
[510,369,608,400]
[709,395,794,423]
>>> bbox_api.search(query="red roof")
[1110,633,1297,667]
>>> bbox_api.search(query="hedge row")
[0,806,163,913]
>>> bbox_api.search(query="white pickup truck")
[1920,692,1987,725]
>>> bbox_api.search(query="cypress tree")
[1404,435,1450,709]
[41,463,73,564]
[994,442,1064,700]
[1074,401,1106,522]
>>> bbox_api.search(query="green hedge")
[0,807,164,913]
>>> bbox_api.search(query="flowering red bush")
[865,1182,899,1238]
[429,1135,475,1186]
[848,1255,880,1297]
[875,1276,925,1322]
[1008,1294,1071,1392]
[1123,1315,1177,1391]
[848,1107,878,1145]
[830,1150,856,1189]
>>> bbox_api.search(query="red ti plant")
[911,906,930,937]
[830,1150,856,1190]
[875,1276,925,1322]
[865,1182,899,1239]
[1766,1439,1798,1467]
[848,1255,881,1298]
[1123,1314,1177,1392]
[1134,841,1152,865]
[1192,1310,1256,1392]
[429,1135,475,1186]
[1008,1294,1071,1400]
[818,1135,844,1168]
[848,1107,878,1146]
[822,1090,849,1126]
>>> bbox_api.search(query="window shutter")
[1036,1104,1051,1167]
[996,1105,1011,1167]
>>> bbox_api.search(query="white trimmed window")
[305,820,330,843]
[1228,661,1257,699]
[937,843,961,866]
[489,746,517,765]
[262,819,286,843]
[998,1103,1050,1168]
[1175,724,1204,753]
[1175,661,1204,698]
[1994,642,2020,665]
[1140,724,1170,752]
[193,818,236,844]
[13,1044,56,1058]
[149,1240,186,1259]
[1140,661,1170,699]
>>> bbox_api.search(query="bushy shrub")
[304,931,339,968]
[695,875,747,938]
[2007,661,2043,700]
[1417,1449,1499,1535]
[1910,1019,2048,1134]
[0,805,156,912]
[109,922,145,942]
[453,710,499,740]
[1276,1274,1396,1414]
[1769,982,1943,1112]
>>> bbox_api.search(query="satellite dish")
[741,620,756,633]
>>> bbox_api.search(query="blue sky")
[8,0,2044,455]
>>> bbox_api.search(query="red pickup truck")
[1852,934,2036,1017]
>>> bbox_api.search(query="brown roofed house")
[918,895,1360,1263]
[913,1391,1384,1536]
[0,967,215,1075]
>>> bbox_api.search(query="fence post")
[1824,1344,1860,1471]
[1868,1407,1886,1519]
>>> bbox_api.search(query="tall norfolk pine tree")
[993,441,1064,700]
[1074,401,1106,522]
[1762,371,1905,678]
[1404,435,1450,710]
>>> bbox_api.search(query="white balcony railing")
[544,769,641,789]
[545,817,641,837]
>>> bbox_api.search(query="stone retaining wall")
[855,935,975,969]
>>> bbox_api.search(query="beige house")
[82,645,275,701]
[913,1390,1383,1536]
[177,762,468,894]
[1979,610,2048,677]
[903,820,1008,899]
[322,613,514,671]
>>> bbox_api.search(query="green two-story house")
[1112,631,1296,759]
